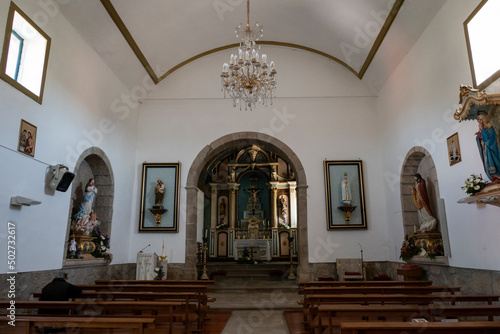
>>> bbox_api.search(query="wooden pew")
[299,280,433,288]
[0,315,157,334]
[95,279,215,285]
[302,293,500,325]
[301,285,461,295]
[316,304,500,334]
[32,290,206,331]
[340,321,500,334]
[0,300,185,334]
[76,284,213,329]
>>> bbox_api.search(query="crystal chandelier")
[221,0,276,111]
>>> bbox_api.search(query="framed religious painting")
[446,132,462,166]
[17,119,37,157]
[139,163,181,232]
[324,160,367,230]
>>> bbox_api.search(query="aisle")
[221,310,290,334]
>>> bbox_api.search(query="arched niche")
[63,147,115,267]
[400,146,450,263]
[184,132,312,280]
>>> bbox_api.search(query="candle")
[205,229,208,238]
[414,225,417,233]
[162,239,165,257]
[262,54,267,64]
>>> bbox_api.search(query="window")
[0,2,51,104]
[464,0,500,89]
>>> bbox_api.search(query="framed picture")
[139,163,181,232]
[17,119,37,157]
[446,132,462,166]
[324,160,367,230]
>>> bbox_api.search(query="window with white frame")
[464,0,500,89]
[0,2,51,104]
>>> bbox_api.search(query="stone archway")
[63,147,115,264]
[184,132,312,280]
[400,146,439,236]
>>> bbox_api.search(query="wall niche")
[400,146,450,265]
[63,147,114,267]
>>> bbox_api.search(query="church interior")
[2,0,500,332]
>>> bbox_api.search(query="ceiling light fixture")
[221,0,276,111]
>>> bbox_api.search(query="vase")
[73,234,96,259]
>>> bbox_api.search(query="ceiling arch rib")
[100,0,404,85]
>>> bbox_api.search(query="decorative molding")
[454,85,500,121]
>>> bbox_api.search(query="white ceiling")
[58,0,448,93]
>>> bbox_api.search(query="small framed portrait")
[17,119,37,157]
[139,163,181,232]
[324,160,367,230]
[446,132,462,166]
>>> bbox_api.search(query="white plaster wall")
[132,47,389,264]
[377,0,500,270]
[0,0,140,273]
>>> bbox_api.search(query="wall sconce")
[47,164,75,192]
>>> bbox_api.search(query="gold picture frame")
[17,119,37,157]
[139,163,181,232]
[446,132,462,166]
[324,160,367,230]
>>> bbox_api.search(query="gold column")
[270,182,279,228]
[228,183,239,229]
[210,184,218,229]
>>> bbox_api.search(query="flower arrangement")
[90,228,112,262]
[153,266,165,280]
[278,221,290,230]
[426,243,444,260]
[399,234,421,262]
[238,247,257,264]
[462,174,487,195]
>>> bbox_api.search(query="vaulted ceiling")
[58,0,448,93]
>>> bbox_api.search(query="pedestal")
[73,234,95,259]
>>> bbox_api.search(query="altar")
[233,239,271,261]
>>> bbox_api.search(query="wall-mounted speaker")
[48,164,75,192]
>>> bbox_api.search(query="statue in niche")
[341,172,352,205]
[279,195,288,227]
[75,178,98,219]
[73,178,100,235]
[154,179,166,207]
[408,173,437,233]
[476,110,500,182]
[219,198,226,217]
[75,210,100,235]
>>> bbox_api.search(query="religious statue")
[408,173,437,233]
[69,238,77,253]
[245,188,262,208]
[229,167,236,182]
[154,179,165,207]
[279,196,288,216]
[341,172,352,205]
[75,178,98,220]
[476,110,500,182]
[219,198,226,217]
[75,210,100,235]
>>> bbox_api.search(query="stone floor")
[207,261,301,333]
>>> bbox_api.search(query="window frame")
[0,1,51,104]
[464,0,500,90]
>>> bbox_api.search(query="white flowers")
[462,174,487,195]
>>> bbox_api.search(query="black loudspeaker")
[56,171,75,192]
[49,164,75,192]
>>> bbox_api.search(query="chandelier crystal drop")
[221,0,276,111]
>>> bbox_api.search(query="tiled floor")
[210,264,302,334]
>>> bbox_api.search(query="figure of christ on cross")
[244,188,262,209]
